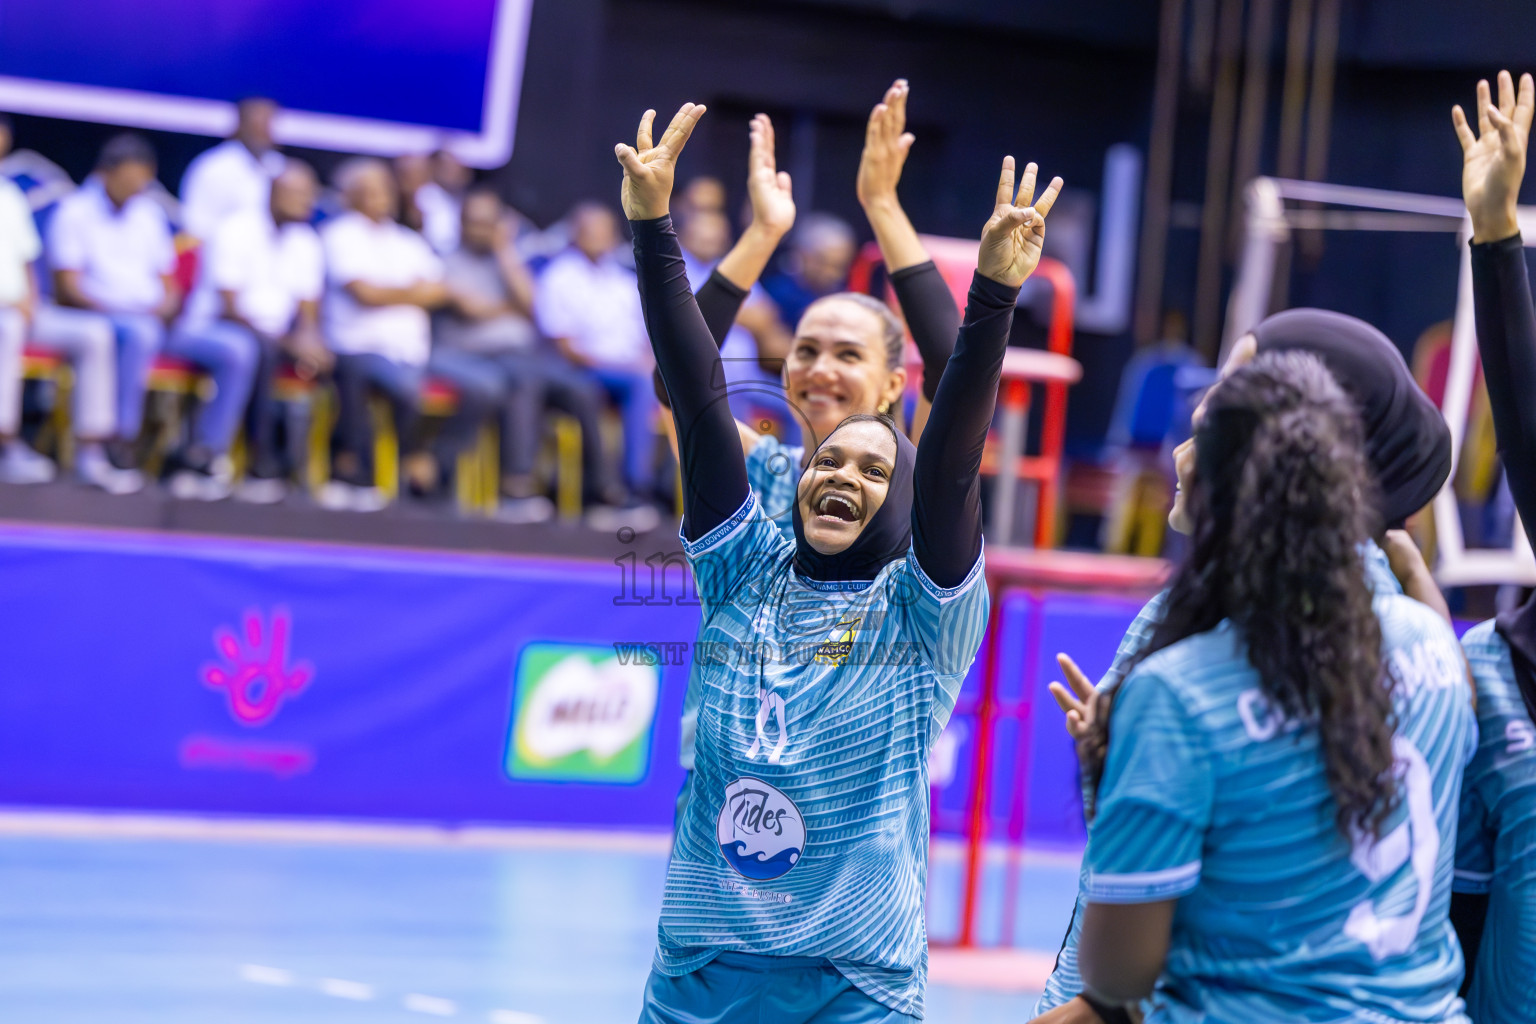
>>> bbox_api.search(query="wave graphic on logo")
[716,776,806,882]
[721,842,803,880]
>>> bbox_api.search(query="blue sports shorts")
[638,952,921,1023]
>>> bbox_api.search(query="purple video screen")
[0,0,530,162]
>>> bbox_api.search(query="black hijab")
[791,416,916,584]
[1251,309,1452,530]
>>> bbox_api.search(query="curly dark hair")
[1083,351,1400,839]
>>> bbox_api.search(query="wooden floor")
[0,816,1078,1023]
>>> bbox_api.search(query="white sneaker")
[77,448,145,496]
[350,486,388,513]
[497,495,555,524]
[316,480,357,511]
[0,442,57,485]
[234,477,288,505]
[169,469,233,502]
[317,480,389,513]
[586,501,661,533]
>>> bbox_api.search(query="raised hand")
[1453,70,1533,243]
[614,102,707,221]
[745,113,796,239]
[857,78,916,209]
[1047,653,1097,741]
[977,156,1063,288]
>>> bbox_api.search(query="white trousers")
[0,303,118,439]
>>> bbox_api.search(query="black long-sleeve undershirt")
[652,271,747,407]
[636,215,1014,585]
[890,261,962,403]
[633,218,750,541]
[911,272,1018,588]
[654,261,959,410]
[1471,234,1536,554]
[697,270,748,346]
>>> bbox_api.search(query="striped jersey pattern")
[745,433,804,540]
[677,436,803,772]
[1035,541,1435,1017]
[656,493,989,1016]
[1083,589,1474,1024]
[1455,620,1536,1024]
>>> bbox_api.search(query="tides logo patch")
[717,777,806,881]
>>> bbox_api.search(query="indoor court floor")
[0,819,1080,1023]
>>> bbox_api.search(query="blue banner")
[0,526,698,828]
[0,525,1136,843]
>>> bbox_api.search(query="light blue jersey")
[745,433,804,539]
[1454,620,1536,1024]
[1082,591,1474,1024]
[658,493,989,1016]
[1036,541,1407,1015]
[679,434,803,773]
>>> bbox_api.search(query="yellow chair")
[364,378,498,514]
[20,347,75,468]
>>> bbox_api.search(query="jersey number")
[1343,736,1438,960]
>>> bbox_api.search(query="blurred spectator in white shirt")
[167,160,330,502]
[319,157,490,512]
[428,188,642,526]
[179,97,285,243]
[49,133,182,480]
[537,203,656,503]
[0,113,51,485]
[0,115,137,492]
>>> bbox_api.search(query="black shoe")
[106,438,140,472]
[162,444,214,479]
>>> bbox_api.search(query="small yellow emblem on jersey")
[813,616,862,666]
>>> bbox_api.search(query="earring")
[879,401,891,416]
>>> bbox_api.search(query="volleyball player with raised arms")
[1450,68,1536,1023]
[616,101,1059,1022]
[665,79,963,531]
[668,83,964,828]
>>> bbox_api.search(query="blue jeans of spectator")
[105,312,164,442]
[332,352,491,486]
[588,365,656,497]
[427,347,617,501]
[164,321,259,455]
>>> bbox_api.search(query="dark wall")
[495,0,1155,236]
[8,0,1536,454]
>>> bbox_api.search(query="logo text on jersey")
[717,776,806,881]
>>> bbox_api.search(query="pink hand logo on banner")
[201,608,313,726]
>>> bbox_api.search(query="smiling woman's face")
[796,419,899,554]
[783,298,906,447]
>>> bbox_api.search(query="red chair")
[849,236,1080,548]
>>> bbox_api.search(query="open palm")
[977,157,1063,288]
[1453,70,1533,241]
[746,113,796,237]
[857,79,915,207]
[615,102,706,221]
